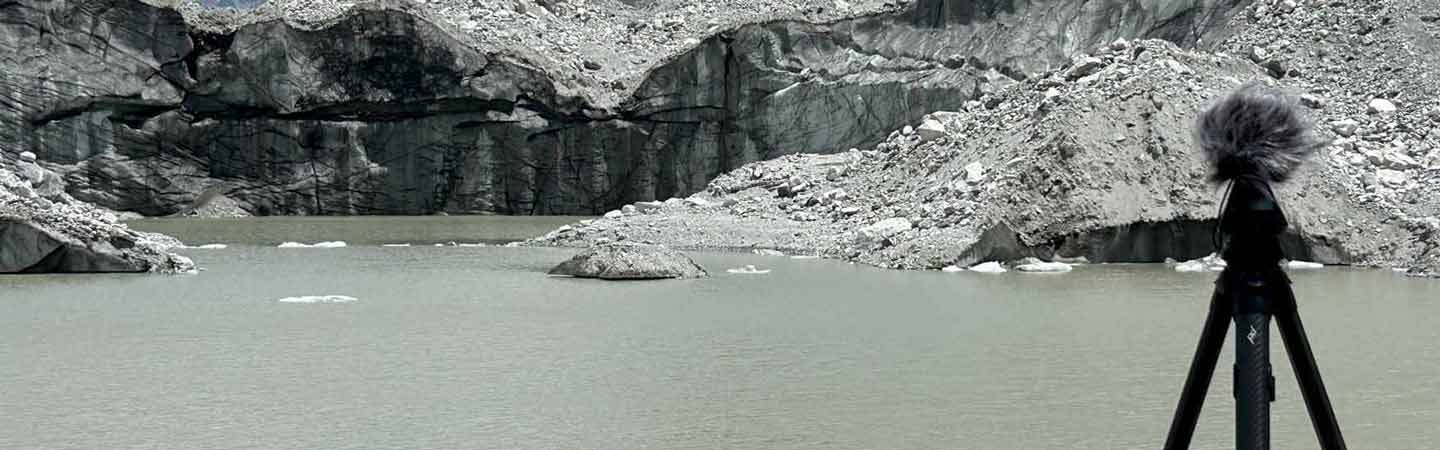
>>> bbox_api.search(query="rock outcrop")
[548,242,708,279]
[1,153,194,273]
[1,0,1249,216]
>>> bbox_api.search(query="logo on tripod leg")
[1247,325,1259,345]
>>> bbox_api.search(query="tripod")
[1166,79,1352,449]
[1162,268,1347,449]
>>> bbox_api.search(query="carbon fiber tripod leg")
[1164,291,1229,450]
[1234,310,1272,450]
[1273,295,1348,450]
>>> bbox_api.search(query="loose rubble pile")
[1213,0,1440,277]
[527,37,1438,276]
[0,151,194,273]
[170,0,899,107]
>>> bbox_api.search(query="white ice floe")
[428,241,485,247]
[1285,260,1325,270]
[968,261,1007,273]
[278,241,348,248]
[752,249,785,256]
[181,243,228,249]
[726,265,772,274]
[1175,254,1227,272]
[381,243,412,247]
[276,295,358,303]
[941,265,966,273]
[1016,261,1073,273]
[789,255,820,260]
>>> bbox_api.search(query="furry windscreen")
[1194,82,1327,183]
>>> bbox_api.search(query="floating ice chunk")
[181,243,227,249]
[752,249,785,256]
[277,295,358,303]
[968,261,1007,273]
[726,265,771,274]
[1176,253,1226,272]
[1017,261,1073,273]
[941,265,966,273]
[1285,260,1324,270]
[457,243,487,247]
[789,255,820,260]
[382,243,412,247]
[278,241,347,248]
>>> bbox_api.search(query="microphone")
[1195,82,1327,184]
[1194,83,1328,266]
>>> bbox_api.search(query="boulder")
[1330,119,1360,137]
[1376,169,1408,186]
[915,119,946,142]
[964,162,986,184]
[1065,57,1106,80]
[1368,99,1397,114]
[548,243,708,280]
[857,217,912,244]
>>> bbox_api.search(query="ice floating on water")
[427,241,486,247]
[1017,261,1073,273]
[277,295,358,304]
[941,265,966,273]
[181,243,227,249]
[1285,260,1324,270]
[753,249,785,256]
[382,243,411,247]
[1175,254,1227,272]
[727,265,771,274]
[278,241,347,248]
[968,262,1007,273]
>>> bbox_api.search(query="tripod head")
[1195,83,1327,268]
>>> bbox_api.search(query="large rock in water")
[0,164,193,273]
[549,243,707,280]
[0,0,1249,216]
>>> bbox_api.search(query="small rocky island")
[549,242,708,280]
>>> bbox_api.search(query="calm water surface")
[2,217,1439,450]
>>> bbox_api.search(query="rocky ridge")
[3,0,1248,216]
[526,37,1439,276]
[168,0,902,108]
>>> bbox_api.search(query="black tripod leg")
[1234,309,1272,450]
[1273,304,1348,450]
[1164,290,1230,450]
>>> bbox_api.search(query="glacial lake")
[2,216,1439,450]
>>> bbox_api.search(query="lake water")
[3,217,1439,450]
